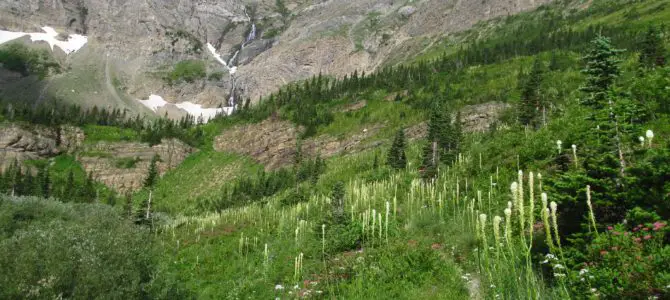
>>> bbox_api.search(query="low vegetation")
[0,0,668,299]
[164,60,206,84]
[0,43,60,78]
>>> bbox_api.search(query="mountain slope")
[0,0,551,119]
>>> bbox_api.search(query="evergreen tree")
[82,172,96,203]
[387,129,407,170]
[639,25,666,68]
[452,111,463,158]
[580,36,623,109]
[37,166,50,198]
[144,154,160,189]
[420,140,439,179]
[519,57,546,126]
[64,169,75,200]
[20,168,34,196]
[550,36,628,236]
[372,151,379,169]
[123,193,134,219]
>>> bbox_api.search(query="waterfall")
[245,23,256,43]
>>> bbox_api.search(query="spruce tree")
[124,193,134,219]
[639,25,665,68]
[580,36,623,109]
[144,154,160,189]
[64,169,75,200]
[38,166,50,198]
[519,57,546,126]
[387,129,407,170]
[550,36,628,236]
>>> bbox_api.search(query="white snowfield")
[0,26,88,54]
[206,43,237,75]
[138,94,233,123]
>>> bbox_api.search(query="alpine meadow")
[1,0,669,299]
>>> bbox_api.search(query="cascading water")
[206,7,259,114]
[245,23,256,44]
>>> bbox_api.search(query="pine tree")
[639,26,666,68]
[550,36,628,236]
[387,129,407,170]
[519,57,546,126]
[123,193,134,219]
[372,151,379,169]
[452,111,463,159]
[580,36,623,109]
[144,154,160,189]
[64,169,75,200]
[38,166,50,198]
[82,172,96,203]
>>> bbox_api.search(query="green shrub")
[0,43,60,78]
[208,71,224,81]
[568,223,669,299]
[115,157,142,169]
[165,60,206,84]
[0,196,186,299]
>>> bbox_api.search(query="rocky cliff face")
[78,138,194,192]
[0,123,192,192]
[0,0,552,114]
[0,124,84,171]
[214,102,508,170]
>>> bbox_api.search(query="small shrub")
[114,157,141,169]
[165,60,206,84]
[0,43,60,78]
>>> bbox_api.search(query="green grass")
[83,125,140,144]
[133,151,263,215]
[317,90,425,139]
[165,60,206,84]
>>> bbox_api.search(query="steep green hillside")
[1,0,669,299]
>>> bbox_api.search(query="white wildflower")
[275,284,285,290]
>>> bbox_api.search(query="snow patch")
[207,43,229,68]
[0,26,88,54]
[175,102,224,122]
[138,94,169,112]
[138,94,233,123]
[206,43,238,75]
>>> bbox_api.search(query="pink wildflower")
[652,222,666,231]
[607,226,614,231]
[643,235,652,240]
[600,250,608,256]
[634,237,642,243]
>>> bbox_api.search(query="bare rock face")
[405,101,512,141]
[214,102,510,170]
[78,138,194,192]
[59,125,86,152]
[214,119,300,170]
[0,124,85,171]
[459,102,511,132]
[0,125,60,170]
[214,117,384,170]
[0,0,553,113]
